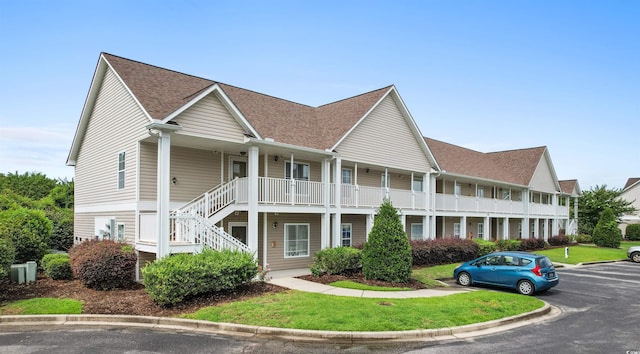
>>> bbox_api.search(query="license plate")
[547,272,555,278]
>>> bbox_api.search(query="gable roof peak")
[317,85,393,108]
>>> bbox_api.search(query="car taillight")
[531,265,542,276]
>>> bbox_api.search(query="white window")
[410,223,423,240]
[341,223,352,247]
[284,224,309,258]
[502,189,511,200]
[476,186,484,198]
[117,224,125,241]
[117,152,126,189]
[453,223,461,238]
[412,178,423,192]
[285,161,309,181]
[454,183,461,196]
[518,222,522,237]
[342,168,352,184]
[478,223,484,239]
[381,173,390,188]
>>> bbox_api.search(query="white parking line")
[559,272,640,284]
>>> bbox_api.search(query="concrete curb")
[0,302,556,343]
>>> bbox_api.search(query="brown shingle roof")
[559,179,578,194]
[102,53,390,150]
[624,178,640,191]
[424,137,546,186]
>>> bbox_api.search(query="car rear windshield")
[537,256,553,268]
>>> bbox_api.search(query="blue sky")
[0,1,637,190]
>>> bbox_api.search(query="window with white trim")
[342,168,352,184]
[285,161,309,181]
[117,223,125,241]
[117,152,126,189]
[453,223,461,238]
[502,189,511,200]
[476,186,484,198]
[412,178,423,192]
[341,223,352,247]
[454,183,461,196]
[518,222,522,237]
[478,223,484,239]
[285,224,309,257]
[410,223,423,240]
[381,174,390,188]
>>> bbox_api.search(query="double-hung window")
[476,186,484,198]
[478,223,484,239]
[453,223,461,238]
[342,168,352,184]
[412,178,423,192]
[117,224,125,241]
[285,224,309,257]
[117,152,126,189]
[410,223,423,240]
[285,161,309,194]
[341,223,352,247]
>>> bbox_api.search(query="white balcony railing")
[433,193,567,217]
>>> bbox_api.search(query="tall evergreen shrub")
[361,200,412,282]
[592,208,622,248]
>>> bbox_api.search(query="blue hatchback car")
[453,251,559,295]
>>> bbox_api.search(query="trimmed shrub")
[69,239,137,290]
[548,235,569,246]
[411,238,479,267]
[576,234,593,243]
[625,224,640,241]
[142,249,258,307]
[361,200,412,282]
[310,247,361,276]
[475,239,497,256]
[0,237,15,277]
[45,208,74,251]
[495,239,522,251]
[42,254,73,280]
[593,208,622,248]
[519,238,545,251]
[0,207,52,263]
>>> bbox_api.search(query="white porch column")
[522,189,530,239]
[247,145,259,256]
[156,130,172,259]
[400,213,406,232]
[321,158,331,249]
[262,212,268,269]
[366,213,374,241]
[503,217,510,240]
[332,157,342,248]
[533,218,539,240]
[422,215,429,240]
[544,218,550,241]
[461,216,467,239]
[484,216,490,240]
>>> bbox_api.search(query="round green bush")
[0,207,52,263]
[310,247,361,276]
[69,239,137,290]
[625,224,640,241]
[45,257,73,280]
[0,237,15,277]
[576,234,593,243]
[474,239,497,256]
[361,200,412,283]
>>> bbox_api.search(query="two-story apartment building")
[67,53,578,274]
[619,178,640,235]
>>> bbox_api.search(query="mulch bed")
[297,273,429,290]
[0,274,285,317]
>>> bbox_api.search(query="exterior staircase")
[170,178,251,253]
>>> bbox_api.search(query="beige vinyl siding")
[173,93,246,143]
[265,213,321,271]
[341,214,367,246]
[266,158,322,182]
[75,67,150,206]
[74,211,136,244]
[529,157,557,193]
[405,215,423,239]
[139,143,222,202]
[336,95,430,172]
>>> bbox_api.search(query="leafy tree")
[0,172,57,200]
[49,179,74,209]
[625,224,640,241]
[0,237,15,276]
[578,185,636,235]
[361,199,412,282]
[592,208,622,248]
[0,207,52,263]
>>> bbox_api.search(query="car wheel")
[632,252,640,263]
[517,280,535,296]
[457,272,472,286]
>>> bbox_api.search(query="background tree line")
[1,172,74,276]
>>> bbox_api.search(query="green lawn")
[538,241,640,264]
[329,280,412,291]
[412,263,460,284]
[182,290,543,331]
[0,298,82,315]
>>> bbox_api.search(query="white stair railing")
[177,178,245,218]
[170,212,251,253]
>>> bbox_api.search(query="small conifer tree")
[592,208,622,248]
[361,199,412,282]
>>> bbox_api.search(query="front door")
[229,222,248,245]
